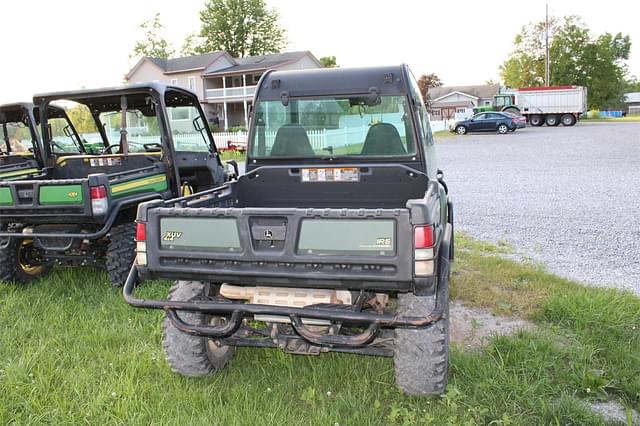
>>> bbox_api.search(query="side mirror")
[226,159,239,179]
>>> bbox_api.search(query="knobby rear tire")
[0,237,51,284]
[394,272,450,396]
[106,222,137,287]
[162,281,235,377]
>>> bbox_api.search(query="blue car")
[452,112,518,135]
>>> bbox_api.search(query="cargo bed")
[136,164,442,292]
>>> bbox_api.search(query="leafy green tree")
[500,16,632,108]
[417,73,443,103]
[181,33,204,57]
[196,0,286,57]
[319,56,337,68]
[130,13,174,59]
[66,105,98,134]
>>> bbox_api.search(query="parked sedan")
[504,111,527,129]
[452,112,517,135]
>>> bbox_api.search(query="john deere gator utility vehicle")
[1,102,83,181]
[0,83,228,285]
[123,66,454,395]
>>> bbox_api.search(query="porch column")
[242,74,249,129]
[222,76,228,131]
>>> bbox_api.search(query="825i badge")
[163,231,183,242]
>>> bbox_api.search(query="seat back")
[270,124,315,156]
[360,123,407,156]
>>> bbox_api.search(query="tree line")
[501,15,638,109]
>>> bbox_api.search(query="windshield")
[250,95,417,158]
[100,110,161,153]
[0,118,35,156]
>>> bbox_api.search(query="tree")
[196,0,286,57]
[130,13,174,59]
[181,33,204,57]
[66,105,98,134]
[500,16,632,109]
[417,73,443,102]
[319,56,337,68]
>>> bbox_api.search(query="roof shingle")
[428,84,500,100]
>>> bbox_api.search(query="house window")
[456,108,466,113]
[484,100,491,105]
[432,109,441,117]
[188,76,196,91]
[170,107,191,121]
[253,74,261,83]
[170,78,178,86]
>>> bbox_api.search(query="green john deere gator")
[0,83,230,285]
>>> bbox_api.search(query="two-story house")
[125,50,322,130]
[427,84,500,120]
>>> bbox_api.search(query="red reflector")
[90,185,107,200]
[414,226,434,248]
[135,222,146,242]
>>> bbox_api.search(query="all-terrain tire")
[106,222,136,287]
[0,237,52,284]
[394,278,450,396]
[162,280,235,377]
[0,238,17,283]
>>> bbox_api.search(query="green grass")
[219,150,246,162]
[581,116,640,122]
[0,236,638,424]
[433,130,456,139]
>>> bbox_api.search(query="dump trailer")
[124,65,454,396]
[510,86,587,127]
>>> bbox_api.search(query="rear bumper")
[123,260,449,347]
[0,192,163,242]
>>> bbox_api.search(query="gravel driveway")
[437,121,640,295]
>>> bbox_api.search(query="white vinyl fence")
[86,122,457,154]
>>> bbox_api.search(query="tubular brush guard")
[123,263,449,349]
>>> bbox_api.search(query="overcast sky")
[1,0,638,103]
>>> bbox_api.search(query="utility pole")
[545,3,550,86]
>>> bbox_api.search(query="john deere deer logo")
[67,191,79,198]
[163,231,183,242]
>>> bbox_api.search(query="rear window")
[0,121,35,156]
[250,95,416,158]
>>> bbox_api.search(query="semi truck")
[474,85,588,127]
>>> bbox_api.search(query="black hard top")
[32,82,196,114]
[256,65,411,100]
[0,102,66,123]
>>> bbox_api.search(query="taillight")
[135,222,146,242]
[135,222,147,266]
[414,226,434,248]
[414,225,435,276]
[89,185,108,215]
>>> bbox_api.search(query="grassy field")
[0,236,638,425]
[581,116,640,123]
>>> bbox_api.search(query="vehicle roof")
[256,65,411,100]
[0,103,66,123]
[0,102,35,112]
[33,83,196,114]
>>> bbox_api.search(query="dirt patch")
[449,300,536,350]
